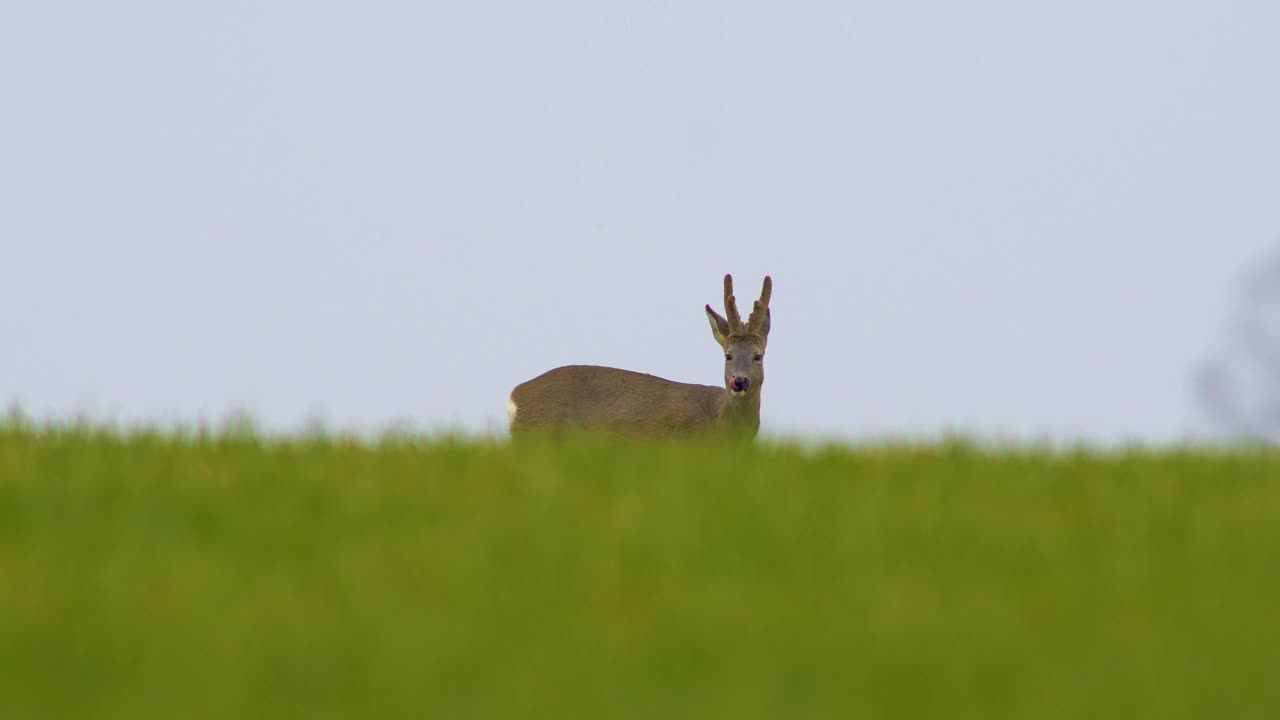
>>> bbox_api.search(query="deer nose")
[731,376,750,391]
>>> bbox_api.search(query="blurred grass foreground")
[1,423,1279,719]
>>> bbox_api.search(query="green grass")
[1,425,1279,719]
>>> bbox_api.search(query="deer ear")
[706,305,730,346]
[760,307,771,340]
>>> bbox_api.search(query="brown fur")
[509,366,734,437]
[507,275,772,440]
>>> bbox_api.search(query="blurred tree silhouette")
[1196,252,1280,442]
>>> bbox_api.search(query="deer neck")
[719,391,761,435]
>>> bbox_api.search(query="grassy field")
[1,424,1278,719]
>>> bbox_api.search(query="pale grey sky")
[3,1,1278,441]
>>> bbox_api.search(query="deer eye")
[753,354,763,361]
[724,354,732,361]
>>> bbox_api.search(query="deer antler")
[724,274,744,333]
[747,276,772,334]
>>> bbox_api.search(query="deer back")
[508,365,724,437]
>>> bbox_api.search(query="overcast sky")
[3,1,1278,442]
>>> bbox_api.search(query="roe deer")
[507,274,772,439]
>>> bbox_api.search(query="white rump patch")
[506,395,518,423]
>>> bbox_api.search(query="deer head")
[705,274,772,399]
